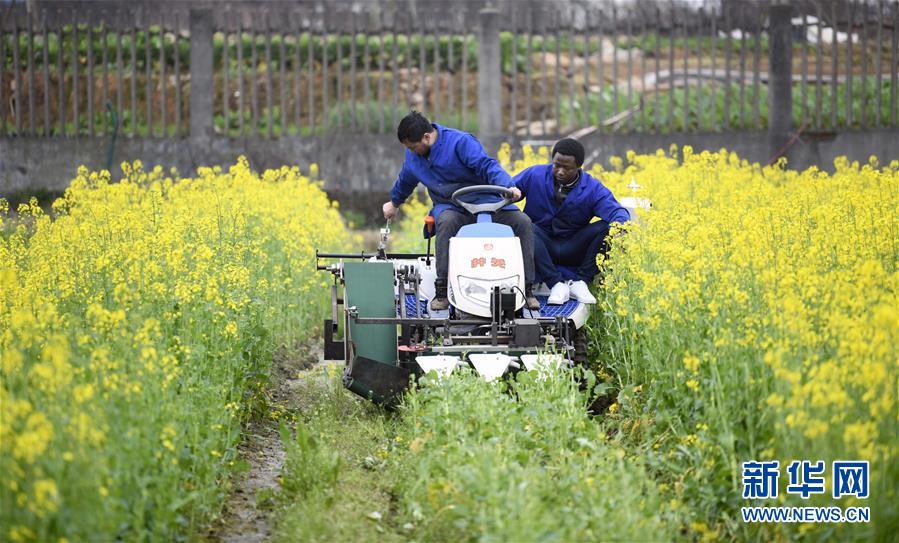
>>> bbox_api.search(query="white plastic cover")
[520,353,567,372]
[468,353,513,381]
[415,355,461,377]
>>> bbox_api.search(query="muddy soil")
[205,342,321,543]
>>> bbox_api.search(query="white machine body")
[447,236,525,317]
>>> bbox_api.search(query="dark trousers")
[533,221,610,286]
[434,209,535,293]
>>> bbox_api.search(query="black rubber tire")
[572,327,589,367]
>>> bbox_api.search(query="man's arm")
[511,167,534,198]
[384,160,419,219]
[456,134,514,188]
[593,184,631,226]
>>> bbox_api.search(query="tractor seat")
[455,222,514,238]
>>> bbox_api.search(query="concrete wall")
[4,128,898,194]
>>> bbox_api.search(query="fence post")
[477,6,502,141]
[190,9,213,140]
[768,3,793,160]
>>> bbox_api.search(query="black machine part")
[511,319,542,347]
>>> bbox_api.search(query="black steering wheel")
[451,185,516,215]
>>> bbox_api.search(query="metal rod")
[847,2,854,126]
[130,21,136,137]
[363,17,371,132]
[265,12,273,138]
[540,15,548,135]
[696,8,704,132]
[568,25,576,131]
[419,24,425,112]
[597,5,604,133]
[321,24,327,133]
[893,0,898,127]
[101,11,109,135]
[654,5,661,132]
[709,8,718,132]
[174,12,181,137]
[42,11,50,135]
[73,15,79,136]
[554,12,561,133]
[511,15,518,132]
[639,9,646,133]
[250,24,258,135]
[526,13,533,135]
[223,17,230,136]
[392,29,399,129]
[462,31,468,129]
[432,21,440,123]
[294,24,301,135]
[237,18,244,136]
[612,4,619,123]
[815,2,823,129]
[831,1,838,128]
[724,6,732,132]
[280,18,287,136]
[378,31,386,133]
[753,8,761,130]
[115,14,123,136]
[28,10,36,135]
[308,27,314,134]
[447,26,454,126]
[350,14,358,130]
[876,0,884,127]
[738,4,747,130]
[13,12,22,134]
[682,12,688,130]
[861,2,869,127]
[801,11,808,129]
[0,19,5,136]
[159,13,166,137]
[145,10,151,137]
[626,8,634,133]
[61,11,68,136]
[669,3,676,133]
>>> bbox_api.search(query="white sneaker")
[568,280,597,304]
[546,281,570,305]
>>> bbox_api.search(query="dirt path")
[206,344,320,543]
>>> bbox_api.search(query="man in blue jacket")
[512,138,630,305]
[382,112,540,311]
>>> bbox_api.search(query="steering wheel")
[451,185,515,215]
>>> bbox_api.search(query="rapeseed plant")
[0,157,350,541]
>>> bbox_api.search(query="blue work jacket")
[513,165,630,238]
[389,124,517,231]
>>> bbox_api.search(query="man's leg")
[494,210,535,286]
[494,210,540,310]
[434,209,474,304]
[565,220,611,283]
[531,225,564,287]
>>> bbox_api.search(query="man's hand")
[382,201,399,220]
[509,187,522,201]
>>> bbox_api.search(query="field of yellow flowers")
[389,145,896,541]
[593,148,897,541]
[2,144,895,542]
[0,158,350,541]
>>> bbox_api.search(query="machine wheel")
[572,327,589,367]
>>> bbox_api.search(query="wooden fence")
[2,0,898,141]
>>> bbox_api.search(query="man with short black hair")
[512,137,630,305]
[383,111,540,311]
